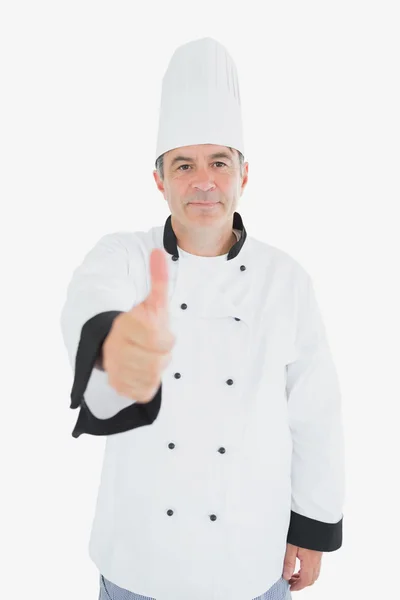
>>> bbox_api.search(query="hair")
[155,147,244,181]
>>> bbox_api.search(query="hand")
[103,248,176,403]
[282,543,322,591]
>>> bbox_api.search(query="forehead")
[167,144,234,160]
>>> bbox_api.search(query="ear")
[240,162,249,194]
[153,170,165,193]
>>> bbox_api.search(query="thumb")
[282,544,298,580]
[145,248,169,314]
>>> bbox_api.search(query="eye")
[177,162,227,171]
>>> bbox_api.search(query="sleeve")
[59,233,161,439]
[285,269,345,551]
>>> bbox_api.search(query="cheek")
[221,181,238,197]
[220,173,238,189]
[167,182,183,197]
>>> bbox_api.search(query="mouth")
[189,202,219,206]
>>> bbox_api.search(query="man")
[60,37,345,600]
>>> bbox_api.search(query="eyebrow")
[170,151,233,168]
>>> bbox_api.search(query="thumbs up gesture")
[102,249,176,403]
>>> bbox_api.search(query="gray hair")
[155,147,244,181]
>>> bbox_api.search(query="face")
[153,144,248,230]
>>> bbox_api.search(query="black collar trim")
[163,211,247,261]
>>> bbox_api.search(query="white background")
[1,1,399,598]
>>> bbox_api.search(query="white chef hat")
[155,37,245,166]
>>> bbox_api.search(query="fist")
[102,248,176,403]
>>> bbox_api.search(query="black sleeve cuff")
[71,385,162,438]
[69,310,162,438]
[286,510,343,551]
[70,310,123,410]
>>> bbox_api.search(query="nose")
[193,181,216,192]
[190,164,217,194]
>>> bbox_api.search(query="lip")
[189,202,219,206]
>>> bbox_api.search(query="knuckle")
[149,327,174,351]
[142,325,158,348]
[166,338,175,352]
[148,363,161,381]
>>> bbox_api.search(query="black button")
[174,373,181,379]
[210,514,217,521]
[234,317,240,321]
[226,379,234,385]
[168,442,175,449]
[240,265,246,271]
[167,509,174,516]
[172,255,178,261]
[218,447,226,454]
[181,303,187,310]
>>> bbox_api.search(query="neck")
[173,219,237,257]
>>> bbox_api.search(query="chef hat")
[155,37,245,166]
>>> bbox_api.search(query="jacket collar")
[163,211,247,260]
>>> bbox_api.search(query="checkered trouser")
[98,574,292,600]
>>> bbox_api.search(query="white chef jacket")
[60,212,345,600]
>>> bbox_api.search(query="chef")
[60,37,345,600]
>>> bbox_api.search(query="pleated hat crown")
[155,37,245,165]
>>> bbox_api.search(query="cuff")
[70,311,123,409]
[71,385,162,438]
[286,510,343,551]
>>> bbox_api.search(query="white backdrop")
[1,1,399,599]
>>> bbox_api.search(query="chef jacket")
[60,211,345,600]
